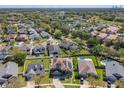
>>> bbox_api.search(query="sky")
[0,5,123,8]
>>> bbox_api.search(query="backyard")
[24,58,50,73]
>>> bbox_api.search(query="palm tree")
[86,76,98,88]
[116,79,124,88]
[86,76,107,88]
[5,77,24,88]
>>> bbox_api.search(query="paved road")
[26,54,94,60]
[53,78,64,88]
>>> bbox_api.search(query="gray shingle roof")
[27,62,44,75]
[0,62,18,78]
[106,61,124,78]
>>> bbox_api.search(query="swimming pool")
[101,59,110,66]
[79,58,92,61]
[80,58,87,60]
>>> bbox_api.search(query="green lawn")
[61,71,80,84]
[40,72,52,84]
[73,57,78,71]
[78,49,90,54]
[0,62,3,67]
[18,66,24,73]
[64,85,80,88]
[96,69,104,80]
[61,49,68,56]
[18,75,27,87]
[42,59,50,69]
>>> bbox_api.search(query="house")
[18,28,27,34]
[91,31,99,37]
[96,32,108,40]
[28,29,34,35]
[104,34,118,42]
[59,38,73,50]
[48,45,61,56]
[105,61,124,84]
[0,53,6,60]
[18,23,26,28]
[0,45,5,52]
[96,22,106,28]
[78,58,97,79]
[2,46,12,53]
[36,28,44,33]
[106,26,120,34]
[30,33,40,40]
[25,62,45,81]
[50,58,73,78]
[7,28,17,34]
[17,44,31,54]
[0,45,11,54]
[32,44,46,55]
[16,34,28,41]
[70,44,79,51]
[40,31,51,38]
[4,34,16,42]
[0,62,18,85]
[117,34,124,42]
[28,28,38,36]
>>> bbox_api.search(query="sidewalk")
[27,81,35,88]
[53,78,64,88]
[80,80,90,88]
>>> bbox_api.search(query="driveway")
[27,81,35,88]
[53,78,64,88]
[80,80,90,88]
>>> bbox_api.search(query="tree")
[54,29,62,39]
[60,25,70,35]
[114,41,124,50]
[105,41,114,47]
[5,77,24,88]
[116,79,124,88]
[118,27,124,34]
[71,30,90,40]
[51,22,61,30]
[75,37,85,46]
[96,80,107,88]
[87,76,107,88]
[118,49,124,64]
[86,76,98,88]
[14,52,26,66]
[106,48,119,57]
[87,38,100,48]
[119,49,124,58]
[33,75,44,88]
[91,45,104,54]
[9,47,26,66]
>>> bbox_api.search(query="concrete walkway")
[53,78,64,88]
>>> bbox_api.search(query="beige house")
[96,32,108,40]
[104,34,118,41]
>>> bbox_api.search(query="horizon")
[0,5,123,8]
